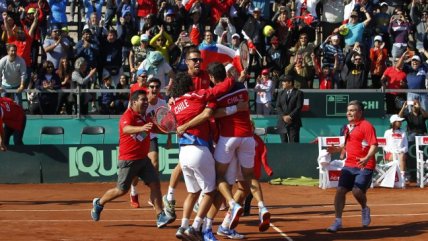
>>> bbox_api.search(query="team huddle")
[91,48,273,241]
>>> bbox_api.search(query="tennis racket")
[153,106,194,141]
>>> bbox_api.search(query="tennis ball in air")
[339,25,349,36]
[263,25,274,37]
[131,35,141,46]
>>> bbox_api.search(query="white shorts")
[224,156,243,185]
[179,145,216,194]
[214,136,255,184]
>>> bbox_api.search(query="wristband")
[225,105,237,116]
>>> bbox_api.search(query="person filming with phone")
[398,98,428,142]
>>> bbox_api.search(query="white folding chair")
[317,136,345,189]
[415,136,428,188]
[372,137,404,188]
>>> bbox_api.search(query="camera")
[407,101,414,106]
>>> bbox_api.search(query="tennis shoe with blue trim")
[175,226,186,239]
[326,219,342,233]
[202,228,218,241]
[216,226,244,239]
[228,203,243,230]
[258,207,271,232]
[162,195,176,221]
[362,207,371,227]
[157,210,174,228]
[91,198,103,221]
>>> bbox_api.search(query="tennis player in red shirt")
[0,97,26,150]
[90,90,174,228]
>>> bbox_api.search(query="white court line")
[270,223,294,241]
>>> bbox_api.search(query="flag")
[302,98,310,112]
[199,43,243,72]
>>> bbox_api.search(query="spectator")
[75,28,100,71]
[138,50,174,94]
[142,14,159,38]
[229,0,251,35]
[84,12,108,44]
[369,35,388,89]
[388,8,411,61]
[35,60,61,115]
[115,74,130,114]
[284,53,313,89]
[117,10,138,65]
[100,29,124,87]
[266,36,288,75]
[161,8,181,41]
[171,31,194,72]
[130,68,148,94]
[315,56,339,90]
[341,47,368,89]
[129,33,154,82]
[98,70,117,115]
[321,34,344,88]
[43,25,71,69]
[271,6,290,47]
[214,16,237,46]
[288,31,320,75]
[373,2,391,51]
[275,75,304,143]
[0,44,27,106]
[343,8,371,54]
[383,114,409,183]
[381,59,408,114]
[70,0,85,22]
[20,5,44,71]
[71,57,98,115]
[56,57,74,114]
[295,0,320,19]
[399,98,428,142]
[149,25,174,63]
[255,68,273,115]
[410,7,428,60]
[398,53,428,111]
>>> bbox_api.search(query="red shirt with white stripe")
[118,108,151,161]
[343,119,378,170]
[214,82,253,137]
[191,70,211,90]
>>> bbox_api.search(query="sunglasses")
[188,58,203,63]
[149,85,160,89]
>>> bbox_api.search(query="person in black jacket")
[340,46,368,89]
[275,75,304,143]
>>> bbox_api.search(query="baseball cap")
[261,69,269,75]
[374,35,382,42]
[231,33,240,39]
[140,34,149,42]
[51,24,61,31]
[380,2,388,7]
[27,8,36,14]
[350,11,358,17]
[390,114,404,124]
[166,9,175,16]
[102,69,111,80]
[122,10,131,18]
[254,7,261,12]
[411,55,421,62]
[137,69,148,77]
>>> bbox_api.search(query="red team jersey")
[214,82,253,137]
[130,84,148,95]
[171,77,234,142]
[343,119,378,170]
[0,97,25,131]
[192,70,211,90]
[118,108,151,161]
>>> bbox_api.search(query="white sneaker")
[362,207,371,227]
[326,219,342,233]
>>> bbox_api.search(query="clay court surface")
[1,182,428,241]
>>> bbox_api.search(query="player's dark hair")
[348,100,364,111]
[171,72,193,98]
[148,77,161,86]
[130,90,147,102]
[207,62,226,81]
[185,47,201,59]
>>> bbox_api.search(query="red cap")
[271,36,279,44]
[261,69,269,75]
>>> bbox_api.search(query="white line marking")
[270,223,294,241]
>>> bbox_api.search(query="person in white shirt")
[255,68,273,115]
[383,114,409,181]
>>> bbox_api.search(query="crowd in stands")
[0,0,427,116]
